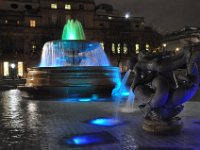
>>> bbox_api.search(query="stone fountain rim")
[27,66,119,71]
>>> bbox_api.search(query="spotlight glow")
[71,135,102,145]
[78,98,92,102]
[90,118,124,127]
[65,132,117,146]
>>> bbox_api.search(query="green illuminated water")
[62,19,86,40]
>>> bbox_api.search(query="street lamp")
[162,43,167,52]
[162,43,167,48]
[125,13,130,19]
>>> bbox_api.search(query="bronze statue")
[132,48,200,133]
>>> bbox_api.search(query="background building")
[0,0,162,78]
[163,26,200,52]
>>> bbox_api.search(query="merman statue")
[132,48,200,133]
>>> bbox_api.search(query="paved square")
[0,89,200,150]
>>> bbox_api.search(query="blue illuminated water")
[112,70,131,97]
[112,70,134,117]
[121,87,135,113]
[39,41,110,67]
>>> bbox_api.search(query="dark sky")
[95,0,200,33]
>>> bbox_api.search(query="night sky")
[95,0,200,33]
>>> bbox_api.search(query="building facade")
[163,26,200,52]
[0,0,162,78]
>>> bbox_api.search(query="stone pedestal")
[142,117,183,134]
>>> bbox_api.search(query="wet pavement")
[0,89,200,150]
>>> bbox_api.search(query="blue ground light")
[58,96,113,102]
[64,132,117,147]
[89,118,126,127]
[78,98,92,102]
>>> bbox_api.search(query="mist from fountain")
[111,69,134,119]
[120,87,136,113]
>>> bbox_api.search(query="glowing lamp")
[10,63,16,69]
[125,13,130,19]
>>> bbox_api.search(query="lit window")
[32,44,36,49]
[146,44,150,51]
[112,43,115,54]
[123,43,128,54]
[51,3,57,9]
[30,20,36,27]
[135,44,139,54]
[18,62,23,77]
[5,20,8,24]
[3,62,9,76]
[100,42,104,50]
[32,43,36,51]
[65,4,71,10]
[117,43,121,54]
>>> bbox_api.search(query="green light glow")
[62,19,86,40]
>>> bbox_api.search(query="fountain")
[20,19,121,99]
[62,19,85,40]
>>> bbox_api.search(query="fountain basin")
[19,66,121,98]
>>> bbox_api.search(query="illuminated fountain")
[21,20,121,99]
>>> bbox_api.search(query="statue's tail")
[184,47,200,84]
[166,48,200,107]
